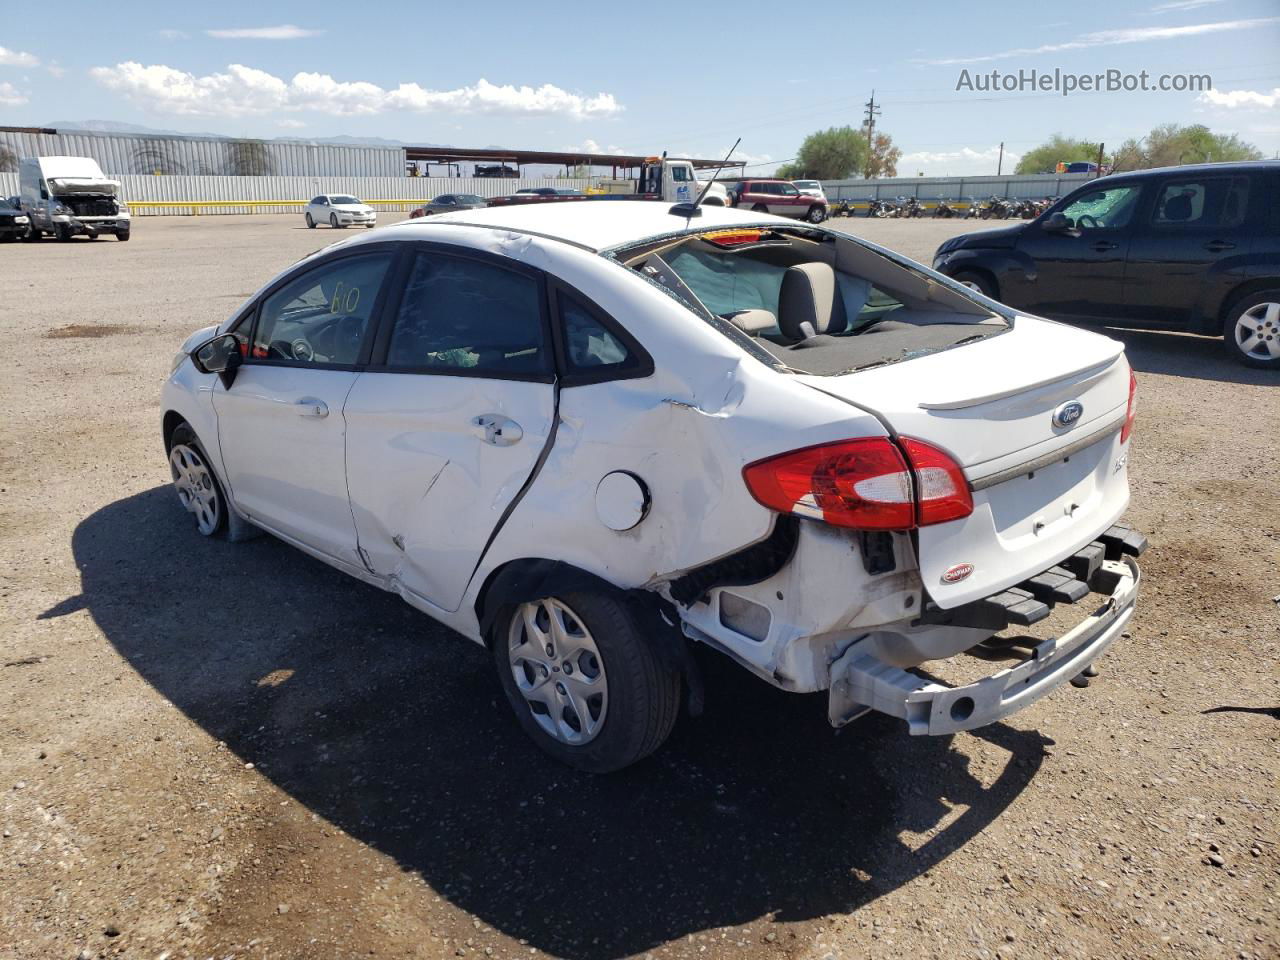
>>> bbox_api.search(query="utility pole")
[863,90,881,179]
[996,141,1004,176]
[1095,141,1105,178]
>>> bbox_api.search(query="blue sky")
[1,0,1277,175]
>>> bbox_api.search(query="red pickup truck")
[726,179,827,223]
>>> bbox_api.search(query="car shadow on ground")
[1100,326,1277,385]
[57,487,1049,960]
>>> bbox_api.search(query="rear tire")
[168,424,227,538]
[751,203,768,213]
[493,591,680,773]
[1223,290,1280,368]
[952,270,998,300]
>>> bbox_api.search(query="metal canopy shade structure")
[403,145,745,176]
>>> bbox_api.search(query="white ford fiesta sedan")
[162,201,1145,772]
[305,193,376,229]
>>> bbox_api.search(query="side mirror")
[1043,212,1072,233]
[40,187,49,200]
[191,333,243,389]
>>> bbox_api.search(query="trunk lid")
[797,316,1133,608]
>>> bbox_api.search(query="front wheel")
[1224,291,1280,368]
[329,213,339,228]
[55,223,73,242]
[305,213,316,229]
[806,205,825,224]
[168,424,227,537]
[115,230,130,242]
[494,591,680,773]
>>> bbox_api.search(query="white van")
[19,156,131,241]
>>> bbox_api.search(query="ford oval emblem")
[942,562,974,584]
[1052,400,1084,428]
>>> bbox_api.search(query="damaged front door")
[344,248,556,613]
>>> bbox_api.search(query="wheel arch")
[1215,278,1280,335]
[473,557,701,710]
[162,410,187,452]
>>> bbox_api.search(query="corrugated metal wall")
[0,128,401,177]
[820,173,1094,201]
[0,173,591,215]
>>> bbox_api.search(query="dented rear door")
[343,247,557,613]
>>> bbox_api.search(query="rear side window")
[1152,177,1249,229]
[253,254,392,365]
[386,253,549,376]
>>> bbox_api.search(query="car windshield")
[794,181,819,189]
[330,196,361,205]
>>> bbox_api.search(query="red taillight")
[1120,368,1137,444]
[742,436,973,531]
[899,437,975,526]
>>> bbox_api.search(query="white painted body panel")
[212,365,362,566]
[344,373,556,613]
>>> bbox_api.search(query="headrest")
[1163,194,1193,222]
[778,262,847,341]
[722,309,777,335]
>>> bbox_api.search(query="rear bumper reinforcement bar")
[829,555,1140,735]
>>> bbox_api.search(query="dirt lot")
[1,213,1276,960]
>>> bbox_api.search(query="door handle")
[1092,240,1120,252]
[295,397,328,418]
[1204,239,1236,252]
[473,414,523,446]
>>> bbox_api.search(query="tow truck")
[487,155,729,208]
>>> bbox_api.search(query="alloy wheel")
[1235,302,1280,362]
[507,598,608,746]
[169,443,222,535]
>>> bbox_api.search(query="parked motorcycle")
[867,198,896,218]
[933,198,958,218]
[979,196,1012,220]
[899,196,926,218]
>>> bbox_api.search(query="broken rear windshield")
[613,227,1010,376]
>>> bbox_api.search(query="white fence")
[0,174,592,216]
[820,173,1095,201]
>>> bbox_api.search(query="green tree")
[1014,134,1104,174]
[777,126,869,180]
[1113,123,1263,171]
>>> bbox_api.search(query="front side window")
[779,183,800,196]
[671,165,692,182]
[1060,184,1142,230]
[386,253,548,376]
[311,196,326,205]
[252,254,392,365]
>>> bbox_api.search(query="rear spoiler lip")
[916,353,1120,410]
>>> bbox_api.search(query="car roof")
[381,200,797,252]
[1105,160,1280,180]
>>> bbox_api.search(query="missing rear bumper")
[829,554,1140,735]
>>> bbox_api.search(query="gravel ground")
[1,213,1277,960]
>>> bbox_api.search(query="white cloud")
[1149,0,1225,12]
[898,145,1022,177]
[918,16,1278,65]
[276,118,307,129]
[0,81,28,105]
[45,61,65,78]
[0,45,39,67]
[1197,87,1280,109]
[90,61,623,120]
[158,29,189,40]
[206,25,324,40]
